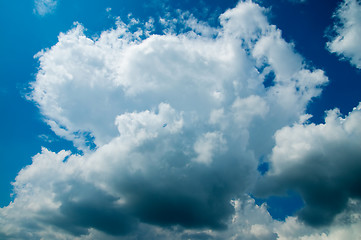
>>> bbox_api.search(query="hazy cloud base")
[1,1,361,239]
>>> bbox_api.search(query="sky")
[0,0,361,239]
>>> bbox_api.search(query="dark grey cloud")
[122,151,253,230]
[51,181,137,236]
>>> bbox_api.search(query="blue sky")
[1,0,361,239]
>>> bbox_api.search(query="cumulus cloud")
[255,103,361,227]
[0,1,333,239]
[327,0,361,69]
[34,0,57,16]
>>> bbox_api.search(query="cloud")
[255,103,361,227]
[287,0,307,3]
[34,0,57,16]
[1,1,332,239]
[327,0,361,69]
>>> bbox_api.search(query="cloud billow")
[255,104,361,227]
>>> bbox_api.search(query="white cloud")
[1,1,334,239]
[327,0,361,69]
[34,0,57,16]
[115,103,183,145]
[256,103,361,227]
[193,131,226,164]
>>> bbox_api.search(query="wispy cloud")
[287,0,307,3]
[34,0,57,16]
